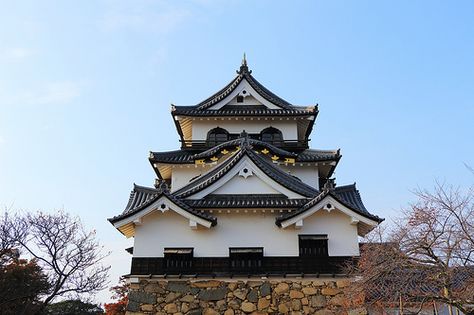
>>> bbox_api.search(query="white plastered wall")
[211,175,281,195]
[278,165,319,190]
[133,209,360,257]
[171,167,207,192]
[191,120,298,141]
[208,79,280,110]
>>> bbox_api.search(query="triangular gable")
[108,184,217,237]
[189,155,303,199]
[110,194,215,237]
[173,142,317,199]
[206,78,282,110]
[277,194,380,236]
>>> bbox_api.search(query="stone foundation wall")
[126,278,367,315]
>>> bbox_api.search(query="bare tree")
[10,211,110,310]
[347,182,474,315]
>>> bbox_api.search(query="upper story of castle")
[171,55,318,151]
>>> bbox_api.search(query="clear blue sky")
[1,0,473,304]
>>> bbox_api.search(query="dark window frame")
[260,127,283,145]
[298,235,328,257]
[207,127,229,146]
[229,247,263,271]
[164,247,194,269]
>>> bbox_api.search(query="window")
[229,247,263,272]
[299,235,328,257]
[260,127,283,145]
[207,127,229,146]
[236,95,244,103]
[164,248,193,270]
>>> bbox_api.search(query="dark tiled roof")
[275,184,383,226]
[297,149,341,162]
[171,63,318,116]
[185,194,309,208]
[149,138,339,164]
[196,63,293,110]
[193,137,298,159]
[172,106,316,117]
[173,137,318,198]
[108,184,216,226]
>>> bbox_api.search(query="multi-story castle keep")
[109,57,382,295]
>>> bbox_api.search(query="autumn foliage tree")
[104,277,128,315]
[0,210,110,313]
[347,183,474,314]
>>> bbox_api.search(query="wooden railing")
[130,256,355,276]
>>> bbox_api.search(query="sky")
[1,0,473,304]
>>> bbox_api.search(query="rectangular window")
[299,235,328,257]
[229,247,263,272]
[164,248,193,270]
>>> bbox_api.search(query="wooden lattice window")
[229,247,263,272]
[164,248,193,270]
[260,127,283,145]
[207,127,229,146]
[299,235,328,257]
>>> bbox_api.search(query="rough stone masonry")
[125,278,367,315]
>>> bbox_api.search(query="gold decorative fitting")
[235,146,241,151]
[261,148,269,154]
[221,149,229,155]
[285,158,296,164]
[195,159,205,165]
[271,155,279,161]
[210,156,218,162]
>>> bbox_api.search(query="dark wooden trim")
[130,256,356,275]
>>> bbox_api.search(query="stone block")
[234,288,248,300]
[228,282,239,291]
[247,288,259,302]
[336,279,351,288]
[224,310,235,315]
[289,290,304,299]
[310,295,326,308]
[180,294,195,303]
[197,288,227,301]
[140,304,154,311]
[126,301,140,312]
[129,291,156,304]
[241,302,257,313]
[166,281,191,293]
[301,287,317,295]
[321,288,341,296]
[257,297,270,310]
[203,308,219,315]
[278,303,289,314]
[163,303,178,313]
[274,282,289,295]
[259,282,271,297]
[165,292,182,303]
[291,299,302,311]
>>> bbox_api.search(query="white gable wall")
[278,165,319,190]
[212,174,281,195]
[191,120,298,141]
[186,156,305,199]
[133,209,359,257]
[171,167,206,192]
[208,79,280,110]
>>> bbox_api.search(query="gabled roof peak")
[237,53,252,75]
